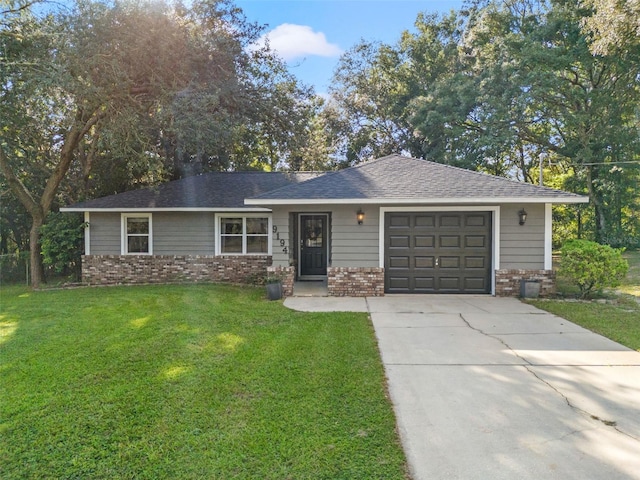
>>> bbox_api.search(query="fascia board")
[244,196,589,206]
[60,207,273,213]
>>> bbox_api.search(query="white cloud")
[254,23,343,61]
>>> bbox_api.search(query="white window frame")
[121,213,153,255]
[215,214,272,256]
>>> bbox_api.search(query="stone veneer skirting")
[495,269,556,297]
[327,267,385,297]
[82,255,271,285]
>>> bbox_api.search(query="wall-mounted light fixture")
[357,209,365,225]
[518,208,528,226]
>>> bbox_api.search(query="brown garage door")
[384,212,492,294]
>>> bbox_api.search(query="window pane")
[221,218,243,235]
[247,236,268,253]
[246,218,268,235]
[221,236,242,253]
[304,218,323,248]
[128,236,149,253]
[127,217,149,235]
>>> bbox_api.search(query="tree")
[580,0,640,56]
[409,0,640,244]
[1,0,317,287]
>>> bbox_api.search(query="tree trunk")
[29,213,45,288]
[586,165,607,243]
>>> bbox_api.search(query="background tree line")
[327,0,639,248]
[1,0,638,287]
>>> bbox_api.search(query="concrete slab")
[371,312,465,329]
[528,365,640,440]
[283,296,368,312]
[372,317,527,366]
[496,332,640,366]
[285,294,640,479]
[387,364,640,480]
[463,312,591,334]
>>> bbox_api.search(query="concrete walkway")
[284,295,640,480]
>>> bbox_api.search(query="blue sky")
[236,0,465,95]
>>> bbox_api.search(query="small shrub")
[559,239,629,299]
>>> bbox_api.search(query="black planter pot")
[266,282,282,300]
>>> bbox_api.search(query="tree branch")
[40,108,105,212]
[0,145,40,217]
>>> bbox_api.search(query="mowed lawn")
[530,250,640,352]
[0,284,409,479]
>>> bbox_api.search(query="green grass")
[528,296,640,351]
[0,284,409,479]
[619,250,640,297]
[530,250,640,352]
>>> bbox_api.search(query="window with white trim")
[218,216,270,255]
[122,214,152,254]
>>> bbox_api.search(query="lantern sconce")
[357,209,365,225]
[518,208,528,226]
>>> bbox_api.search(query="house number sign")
[272,225,288,254]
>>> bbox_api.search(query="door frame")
[379,206,500,295]
[297,213,330,280]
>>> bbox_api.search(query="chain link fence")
[0,252,30,285]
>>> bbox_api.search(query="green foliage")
[0,284,408,479]
[40,212,85,278]
[559,239,629,298]
[327,0,640,247]
[1,0,322,286]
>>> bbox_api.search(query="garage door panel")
[390,215,410,227]
[440,215,461,227]
[385,212,491,294]
[389,256,410,268]
[389,235,410,248]
[388,276,410,292]
[440,256,460,269]
[415,256,435,269]
[415,215,436,227]
[415,277,435,290]
[415,235,435,248]
[440,235,461,248]
[439,277,461,290]
[465,235,486,248]
[466,215,487,227]
[464,277,487,291]
[465,256,486,269]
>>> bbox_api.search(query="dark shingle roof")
[64,171,319,211]
[246,155,587,204]
[63,155,588,211]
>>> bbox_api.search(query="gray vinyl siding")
[88,213,121,254]
[270,205,380,269]
[270,207,292,267]
[154,212,215,255]
[330,205,379,267]
[500,204,545,269]
[270,203,547,272]
[88,212,216,255]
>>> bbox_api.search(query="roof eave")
[244,196,590,206]
[60,207,273,213]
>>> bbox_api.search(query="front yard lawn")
[0,284,408,479]
[528,296,640,351]
[529,250,640,352]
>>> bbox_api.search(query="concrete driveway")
[285,295,640,480]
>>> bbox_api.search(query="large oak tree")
[1,0,317,287]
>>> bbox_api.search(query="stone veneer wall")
[82,255,271,285]
[495,269,556,297]
[266,266,295,297]
[327,267,385,297]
